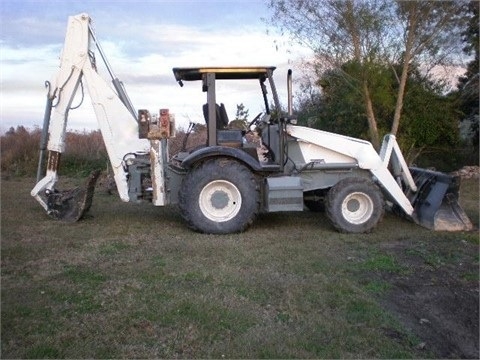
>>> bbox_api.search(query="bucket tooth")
[47,170,101,222]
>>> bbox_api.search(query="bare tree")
[268,0,391,148]
[267,0,468,148]
[390,1,468,135]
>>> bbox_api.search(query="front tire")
[179,158,259,234]
[325,177,384,233]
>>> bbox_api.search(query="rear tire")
[179,158,259,234]
[325,177,384,233]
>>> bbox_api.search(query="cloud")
[1,6,312,132]
[2,18,64,46]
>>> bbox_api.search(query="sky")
[0,0,312,133]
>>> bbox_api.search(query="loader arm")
[287,125,473,231]
[31,13,151,220]
[287,125,415,215]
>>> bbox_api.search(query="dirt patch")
[375,238,479,359]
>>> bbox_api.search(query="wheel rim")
[341,192,374,224]
[199,180,242,222]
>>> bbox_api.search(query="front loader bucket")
[47,170,101,222]
[407,167,473,231]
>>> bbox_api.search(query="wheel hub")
[342,192,374,224]
[210,190,230,209]
[199,180,242,222]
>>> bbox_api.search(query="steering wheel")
[248,112,263,129]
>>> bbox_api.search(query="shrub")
[1,126,42,176]
[1,126,109,177]
[62,130,109,176]
[0,124,208,178]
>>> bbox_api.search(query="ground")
[1,175,478,358]
[375,237,478,358]
[374,173,478,359]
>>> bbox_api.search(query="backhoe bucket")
[47,170,101,222]
[408,167,473,231]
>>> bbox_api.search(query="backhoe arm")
[31,13,150,221]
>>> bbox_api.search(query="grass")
[360,253,407,273]
[1,176,478,358]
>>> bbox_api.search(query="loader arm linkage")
[287,127,473,232]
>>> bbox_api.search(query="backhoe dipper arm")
[31,13,150,219]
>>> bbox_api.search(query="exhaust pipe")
[287,69,293,116]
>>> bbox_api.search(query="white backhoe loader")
[31,13,473,234]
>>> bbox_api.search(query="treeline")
[1,126,108,177]
[1,125,207,177]
[1,122,477,180]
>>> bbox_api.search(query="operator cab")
[172,66,284,170]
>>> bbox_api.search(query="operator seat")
[202,103,229,129]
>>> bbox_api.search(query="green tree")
[234,103,249,121]
[267,0,468,149]
[456,1,479,148]
[313,61,460,162]
[390,1,468,136]
[314,61,393,139]
[268,0,390,148]
[399,67,460,162]
[228,103,250,130]
[294,78,323,127]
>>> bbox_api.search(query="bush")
[1,126,42,176]
[414,146,479,173]
[62,130,109,176]
[0,124,208,178]
[1,126,109,177]
[168,125,207,156]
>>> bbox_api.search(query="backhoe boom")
[31,13,165,220]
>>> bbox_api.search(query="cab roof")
[172,66,276,82]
